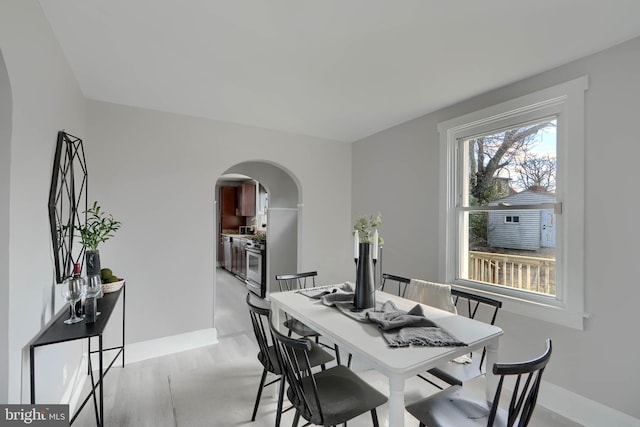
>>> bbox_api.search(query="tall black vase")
[354,243,375,311]
[85,249,101,277]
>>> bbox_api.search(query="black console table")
[30,284,125,426]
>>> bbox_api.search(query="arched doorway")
[213,161,301,326]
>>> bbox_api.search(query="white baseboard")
[537,380,640,427]
[87,328,219,368]
[60,356,88,416]
[120,327,218,365]
[67,328,217,416]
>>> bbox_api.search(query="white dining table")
[269,288,503,427]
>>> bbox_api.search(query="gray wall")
[0,49,12,404]
[0,0,86,403]
[84,100,354,345]
[352,36,640,418]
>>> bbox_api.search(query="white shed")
[487,190,556,251]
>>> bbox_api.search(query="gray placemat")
[333,300,466,348]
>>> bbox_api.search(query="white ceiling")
[39,0,640,142]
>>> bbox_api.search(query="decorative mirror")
[48,131,87,283]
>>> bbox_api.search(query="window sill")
[451,282,587,330]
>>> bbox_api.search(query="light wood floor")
[72,268,259,426]
[73,268,579,427]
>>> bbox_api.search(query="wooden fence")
[468,251,556,295]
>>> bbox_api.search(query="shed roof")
[488,189,556,206]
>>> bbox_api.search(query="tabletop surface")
[270,288,503,377]
[31,286,124,348]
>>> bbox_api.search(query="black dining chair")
[380,273,411,297]
[407,339,552,427]
[269,313,388,427]
[276,271,342,364]
[418,289,503,388]
[276,271,321,338]
[246,293,334,427]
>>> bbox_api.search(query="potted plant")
[353,212,383,245]
[77,201,122,277]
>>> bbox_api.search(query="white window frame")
[438,76,588,330]
[504,215,520,224]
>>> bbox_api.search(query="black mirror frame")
[48,131,87,283]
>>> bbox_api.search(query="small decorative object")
[354,241,375,310]
[62,263,86,324]
[353,214,383,311]
[84,273,102,324]
[86,274,104,299]
[84,294,98,324]
[76,201,121,278]
[101,268,125,293]
[353,213,383,246]
[85,251,101,279]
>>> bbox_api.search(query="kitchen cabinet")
[231,237,247,278]
[237,182,256,217]
[220,186,242,231]
[221,186,236,216]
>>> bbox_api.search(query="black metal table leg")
[30,346,35,404]
[88,338,100,424]
[122,284,126,367]
[99,334,104,427]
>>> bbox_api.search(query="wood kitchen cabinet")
[221,182,255,218]
[221,186,237,216]
[220,186,242,231]
[238,182,256,216]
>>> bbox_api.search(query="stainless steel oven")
[245,240,266,298]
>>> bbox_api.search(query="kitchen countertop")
[222,233,266,241]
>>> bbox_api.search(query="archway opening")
[213,161,301,327]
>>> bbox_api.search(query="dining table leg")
[270,301,282,331]
[388,375,406,427]
[485,336,500,403]
[268,301,282,399]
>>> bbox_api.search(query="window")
[504,216,520,224]
[438,76,588,329]
[462,119,556,295]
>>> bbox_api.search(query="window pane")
[459,119,557,297]
[462,210,556,297]
[464,119,557,207]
